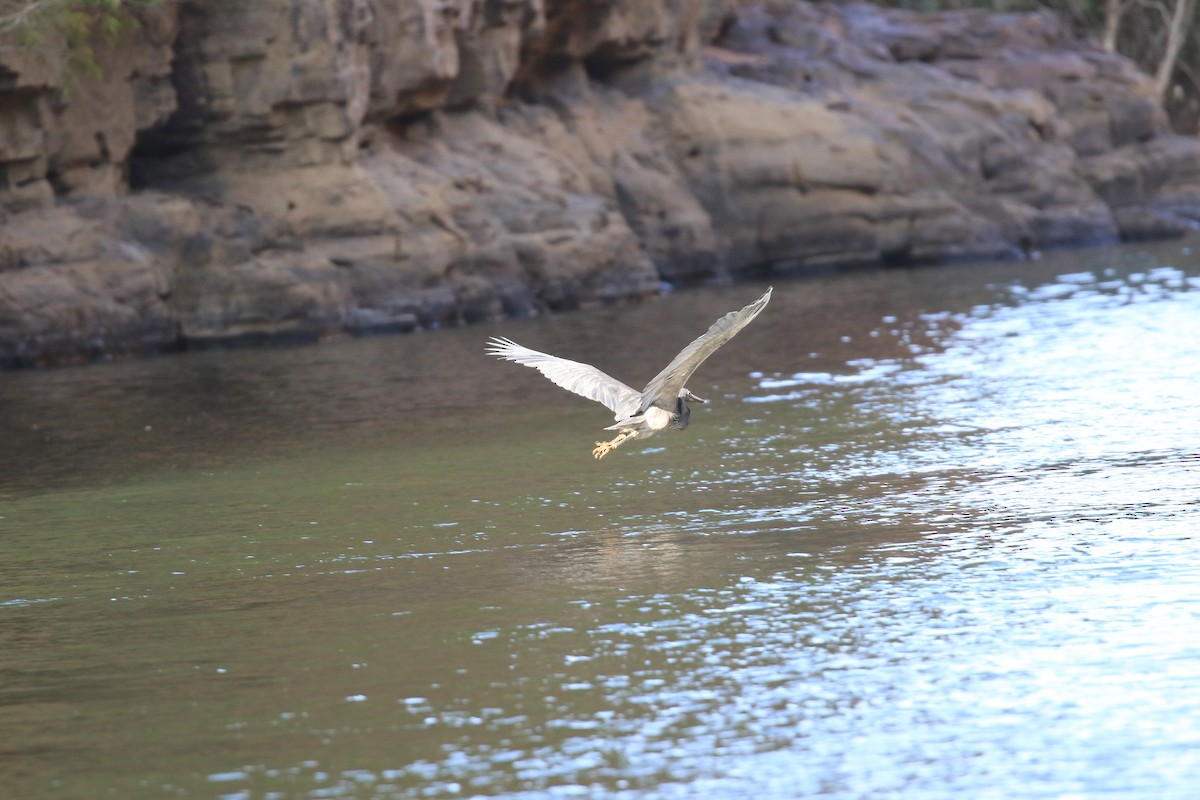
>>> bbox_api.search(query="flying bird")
[486,287,772,458]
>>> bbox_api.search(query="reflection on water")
[2,239,1200,798]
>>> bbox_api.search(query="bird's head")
[670,388,706,431]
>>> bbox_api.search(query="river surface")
[2,238,1200,799]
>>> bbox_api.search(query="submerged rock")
[1,0,1198,366]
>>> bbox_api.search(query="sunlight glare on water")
[2,241,1199,799]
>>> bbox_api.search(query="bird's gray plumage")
[483,338,643,419]
[487,286,772,458]
[635,287,773,416]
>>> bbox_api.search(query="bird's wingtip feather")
[485,336,518,357]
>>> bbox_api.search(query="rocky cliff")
[2,0,1198,366]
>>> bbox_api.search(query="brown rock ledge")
[1,0,1197,367]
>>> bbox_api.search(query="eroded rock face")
[132,0,373,176]
[1,0,1199,366]
[710,2,1200,250]
[0,4,178,212]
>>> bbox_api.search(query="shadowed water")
[2,239,1199,798]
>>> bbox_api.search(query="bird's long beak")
[691,393,708,404]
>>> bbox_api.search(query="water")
[2,239,1199,799]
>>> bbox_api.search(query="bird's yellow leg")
[593,432,632,459]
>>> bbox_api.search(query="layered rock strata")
[1,0,1197,366]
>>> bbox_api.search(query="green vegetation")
[0,0,164,77]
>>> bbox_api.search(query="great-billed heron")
[486,287,772,458]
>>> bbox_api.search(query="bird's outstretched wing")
[638,287,773,413]
[487,337,642,418]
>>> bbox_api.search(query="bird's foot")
[592,441,615,459]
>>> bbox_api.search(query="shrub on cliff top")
[0,0,164,78]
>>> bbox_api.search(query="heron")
[486,287,772,458]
